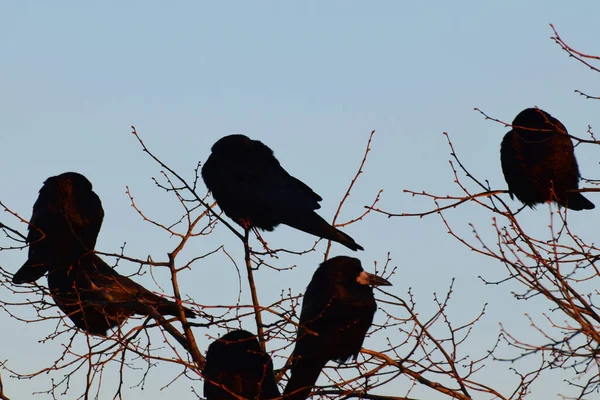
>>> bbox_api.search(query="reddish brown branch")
[474,107,600,145]
[361,349,472,400]
[0,375,9,400]
[367,189,507,218]
[243,230,266,352]
[550,24,600,73]
[130,126,244,241]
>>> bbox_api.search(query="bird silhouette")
[501,108,594,211]
[204,329,280,400]
[13,172,196,335]
[284,256,392,399]
[13,172,104,284]
[47,252,195,336]
[201,135,364,251]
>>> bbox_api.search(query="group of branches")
[366,25,600,399]
[0,24,598,400]
[0,126,507,400]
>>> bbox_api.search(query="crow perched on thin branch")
[284,256,392,399]
[201,135,364,251]
[48,252,196,336]
[13,172,195,335]
[204,329,280,400]
[500,108,594,211]
[12,172,104,284]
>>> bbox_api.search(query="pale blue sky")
[1,2,599,399]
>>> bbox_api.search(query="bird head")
[210,134,275,161]
[211,134,254,154]
[40,172,104,229]
[46,172,94,191]
[355,269,393,287]
[211,329,262,353]
[512,108,567,135]
[317,256,392,289]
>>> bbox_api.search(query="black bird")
[13,172,196,335]
[284,256,392,399]
[201,135,364,251]
[12,172,104,284]
[47,252,196,336]
[500,108,594,211]
[204,329,280,400]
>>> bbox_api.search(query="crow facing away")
[201,135,364,251]
[12,172,104,284]
[204,329,280,400]
[284,256,392,400]
[500,107,594,211]
[12,172,195,335]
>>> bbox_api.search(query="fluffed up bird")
[284,256,392,400]
[201,135,364,251]
[48,252,196,336]
[12,172,104,284]
[500,107,594,211]
[13,172,196,335]
[204,329,280,400]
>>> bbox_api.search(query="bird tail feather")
[13,260,48,284]
[131,292,196,319]
[284,213,364,251]
[566,193,595,211]
[155,299,196,319]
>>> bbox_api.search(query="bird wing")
[247,138,323,212]
[12,189,61,283]
[247,161,323,216]
[294,278,336,358]
[204,151,323,221]
[14,183,104,284]
[81,255,195,318]
[546,134,580,181]
[81,255,163,305]
[26,191,51,245]
[74,190,104,251]
[500,131,522,200]
[296,279,377,363]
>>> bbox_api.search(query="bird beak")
[356,271,392,287]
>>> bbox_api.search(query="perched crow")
[284,256,392,399]
[501,108,594,211]
[201,135,364,251]
[204,329,280,400]
[47,252,196,336]
[13,172,195,335]
[13,172,104,284]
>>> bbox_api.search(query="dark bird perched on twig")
[284,256,392,399]
[47,252,196,336]
[500,107,594,211]
[12,172,195,335]
[204,329,280,400]
[201,135,364,251]
[12,172,104,284]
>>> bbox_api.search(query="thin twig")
[361,349,471,400]
[550,24,600,73]
[130,126,244,241]
[325,130,377,260]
